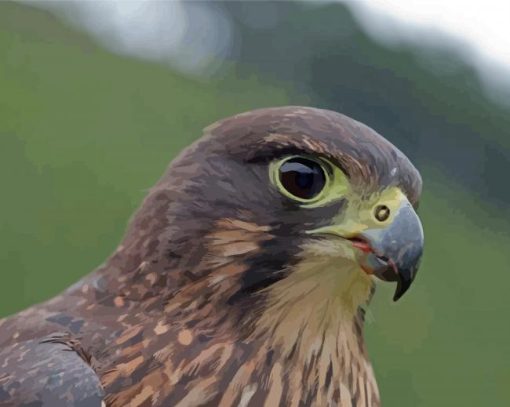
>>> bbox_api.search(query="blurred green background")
[1,2,509,406]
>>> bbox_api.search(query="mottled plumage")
[0,107,423,406]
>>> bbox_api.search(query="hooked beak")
[353,200,424,301]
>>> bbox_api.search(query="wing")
[0,336,104,407]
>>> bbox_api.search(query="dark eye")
[278,157,327,201]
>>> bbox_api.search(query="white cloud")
[347,0,510,92]
[23,0,234,76]
[21,0,510,96]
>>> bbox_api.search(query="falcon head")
[120,106,423,322]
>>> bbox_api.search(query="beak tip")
[392,292,403,302]
[392,275,414,301]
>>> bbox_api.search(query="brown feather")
[0,107,423,406]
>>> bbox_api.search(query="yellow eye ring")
[269,156,350,207]
[270,156,330,203]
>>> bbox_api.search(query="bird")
[0,106,423,407]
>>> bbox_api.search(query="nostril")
[374,205,390,222]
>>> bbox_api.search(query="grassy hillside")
[0,2,508,406]
[0,2,291,315]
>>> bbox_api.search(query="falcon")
[0,107,424,407]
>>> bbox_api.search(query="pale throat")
[251,242,374,361]
[239,244,379,405]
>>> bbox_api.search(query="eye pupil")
[279,158,326,200]
[375,205,390,222]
